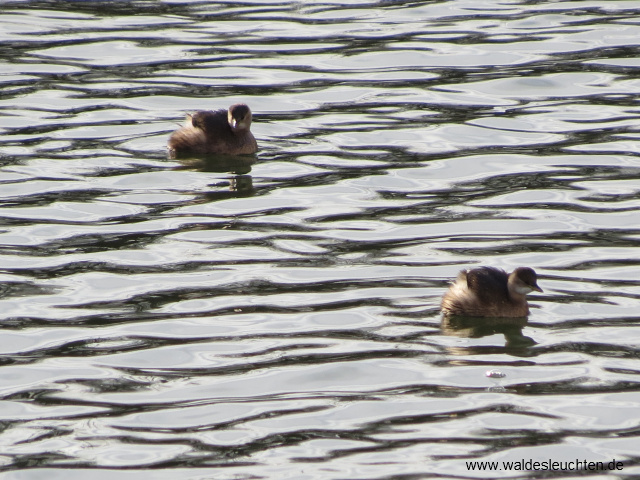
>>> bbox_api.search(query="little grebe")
[441,266,542,318]
[168,103,258,157]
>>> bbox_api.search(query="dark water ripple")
[1,1,640,478]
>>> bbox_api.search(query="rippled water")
[1,1,640,478]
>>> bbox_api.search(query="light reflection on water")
[0,0,640,478]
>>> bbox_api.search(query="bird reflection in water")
[174,154,257,198]
[441,314,536,351]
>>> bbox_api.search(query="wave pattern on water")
[1,1,640,478]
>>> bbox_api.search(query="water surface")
[1,1,640,479]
